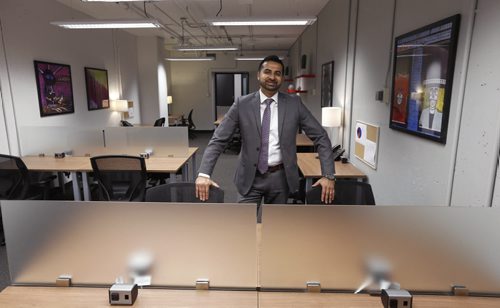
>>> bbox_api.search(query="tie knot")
[263,98,273,106]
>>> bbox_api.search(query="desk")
[259,292,500,308]
[1,287,499,308]
[0,287,258,308]
[295,134,314,147]
[214,114,225,126]
[168,114,183,126]
[22,147,198,201]
[297,153,367,192]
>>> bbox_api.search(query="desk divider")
[3,201,500,296]
[104,127,188,157]
[19,126,105,156]
[260,205,500,295]
[1,201,257,289]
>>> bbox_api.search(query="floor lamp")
[321,107,342,146]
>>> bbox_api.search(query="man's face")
[258,61,283,94]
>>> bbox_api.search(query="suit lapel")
[252,91,262,137]
[278,92,287,138]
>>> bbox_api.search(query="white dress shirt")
[259,90,282,167]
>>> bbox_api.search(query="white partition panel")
[19,126,105,156]
[260,205,500,295]
[2,201,257,289]
[105,127,188,157]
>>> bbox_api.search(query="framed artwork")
[85,67,110,111]
[321,61,334,107]
[389,14,461,144]
[34,60,75,117]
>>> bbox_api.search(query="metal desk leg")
[182,164,188,182]
[57,172,66,194]
[170,172,177,183]
[305,178,312,193]
[71,172,82,201]
[191,154,197,181]
[82,172,91,201]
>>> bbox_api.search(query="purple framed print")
[85,67,110,111]
[34,60,75,117]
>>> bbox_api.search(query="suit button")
[253,163,257,167]
[256,147,260,151]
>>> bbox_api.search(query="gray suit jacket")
[199,91,335,196]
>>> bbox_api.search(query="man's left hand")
[312,177,335,204]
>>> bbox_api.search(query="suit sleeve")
[197,98,240,176]
[298,100,335,175]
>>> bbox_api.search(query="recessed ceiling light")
[51,19,161,29]
[205,17,317,26]
[81,0,165,2]
[165,57,216,62]
[175,46,239,51]
[235,56,285,61]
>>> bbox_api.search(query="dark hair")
[258,55,284,74]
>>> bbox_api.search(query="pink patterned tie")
[257,98,273,174]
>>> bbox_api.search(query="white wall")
[0,0,140,154]
[292,0,500,207]
[451,0,500,207]
[169,54,260,130]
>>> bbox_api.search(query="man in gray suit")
[196,55,336,214]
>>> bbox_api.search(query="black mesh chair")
[0,154,53,200]
[146,183,224,203]
[187,109,196,139]
[90,155,147,201]
[0,154,54,245]
[153,117,166,127]
[306,180,375,205]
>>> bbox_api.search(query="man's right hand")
[195,176,220,201]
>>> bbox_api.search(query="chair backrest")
[187,109,196,130]
[306,180,375,205]
[145,182,224,203]
[153,117,165,127]
[0,154,30,200]
[90,155,147,201]
[120,120,133,127]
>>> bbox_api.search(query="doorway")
[214,72,249,121]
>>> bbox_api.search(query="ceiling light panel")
[165,57,215,62]
[175,46,239,51]
[51,20,161,29]
[205,17,317,26]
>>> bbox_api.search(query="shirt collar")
[259,90,279,105]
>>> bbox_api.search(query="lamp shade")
[167,96,173,104]
[110,100,129,112]
[322,107,342,127]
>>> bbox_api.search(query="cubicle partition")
[1,201,257,289]
[260,205,500,295]
[104,127,188,157]
[3,201,500,297]
[19,126,105,156]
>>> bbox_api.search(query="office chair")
[120,120,133,127]
[0,154,55,246]
[153,117,165,127]
[145,182,224,203]
[306,180,375,205]
[0,154,54,200]
[90,155,147,201]
[187,109,196,139]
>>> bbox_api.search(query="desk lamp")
[321,107,342,146]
